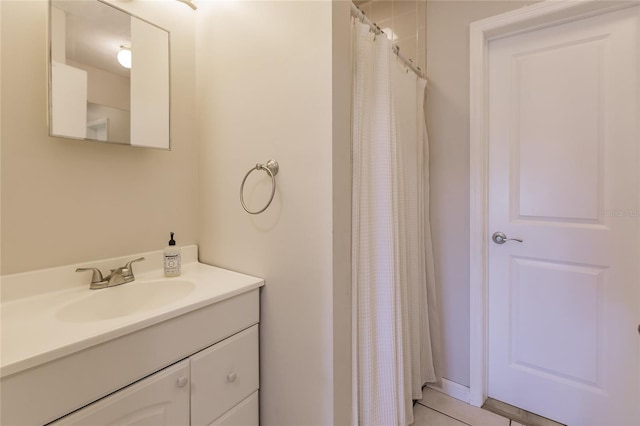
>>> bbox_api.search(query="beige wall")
[0,0,198,274]
[426,0,540,387]
[195,1,351,424]
[331,2,353,423]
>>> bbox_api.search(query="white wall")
[0,0,197,274]
[426,0,540,387]
[195,1,351,424]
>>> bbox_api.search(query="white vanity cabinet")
[1,251,264,426]
[53,325,259,426]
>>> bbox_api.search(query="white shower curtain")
[351,19,442,426]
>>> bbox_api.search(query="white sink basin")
[56,280,196,323]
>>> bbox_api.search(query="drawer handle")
[177,376,189,388]
[227,372,237,383]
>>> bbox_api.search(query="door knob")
[492,232,523,245]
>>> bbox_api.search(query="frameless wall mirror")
[49,0,170,149]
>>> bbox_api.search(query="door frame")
[468,0,639,408]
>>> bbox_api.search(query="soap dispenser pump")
[164,232,181,277]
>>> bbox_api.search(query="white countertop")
[0,247,263,378]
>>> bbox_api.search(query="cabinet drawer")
[212,391,259,426]
[191,325,259,425]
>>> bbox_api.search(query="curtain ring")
[240,160,279,214]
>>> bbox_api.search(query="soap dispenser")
[164,232,181,277]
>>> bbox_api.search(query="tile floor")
[412,388,524,426]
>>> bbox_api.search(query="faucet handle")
[76,267,105,284]
[122,257,145,281]
[125,257,145,270]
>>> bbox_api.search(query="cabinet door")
[52,360,190,425]
[191,325,259,425]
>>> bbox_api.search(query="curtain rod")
[350,3,424,79]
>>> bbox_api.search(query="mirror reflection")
[49,0,170,149]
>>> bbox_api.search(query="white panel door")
[52,360,190,425]
[488,5,640,425]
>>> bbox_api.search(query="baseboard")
[427,378,471,404]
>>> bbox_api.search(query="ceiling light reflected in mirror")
[117,46,131,69]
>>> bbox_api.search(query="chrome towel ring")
[240,160,279,214]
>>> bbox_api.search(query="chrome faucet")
[76,257,145,290]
